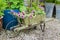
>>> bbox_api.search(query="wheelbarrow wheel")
[5,20,20,38]
[5,30,20,38]
[34,26,37,29]
[40,21,45,32]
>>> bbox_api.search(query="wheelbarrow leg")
[34,26,37,29]
[40,21,45,32]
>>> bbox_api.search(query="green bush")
[46,0,55,3]
[55,0,60,4]
[6,0,27,12]
[27,2,45,15]
[0,0,7,17]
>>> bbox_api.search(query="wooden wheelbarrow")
[5,0,46,38]
[5,12,45,38]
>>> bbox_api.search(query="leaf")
[11,5,16,9]
[19,6,27,12]
[0,12,4,16]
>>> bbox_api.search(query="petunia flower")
[29,14,33,19]
[22,11,25,15]
[18,12,20,17]
[21,15,25,19]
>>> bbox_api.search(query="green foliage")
[46,0,55,3]
[0,0,7,16]
[40,2,45,6]
[19,6,27,12]
[55,0,60,4]
[7,0,24,9]
[27,2,45,15]
[6,0,27,12]
[0,0,45,17]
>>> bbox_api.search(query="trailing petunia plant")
[9,0,45,24]
[25,1,45,19]
[27,2,45,15]
[10,0,45,18]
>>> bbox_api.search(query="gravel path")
[0,19,60,40]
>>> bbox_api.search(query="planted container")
[55,0,60,20]
[3,10,19,30]
[45,0,55,18]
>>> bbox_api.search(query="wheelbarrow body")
[13,13,45,32]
